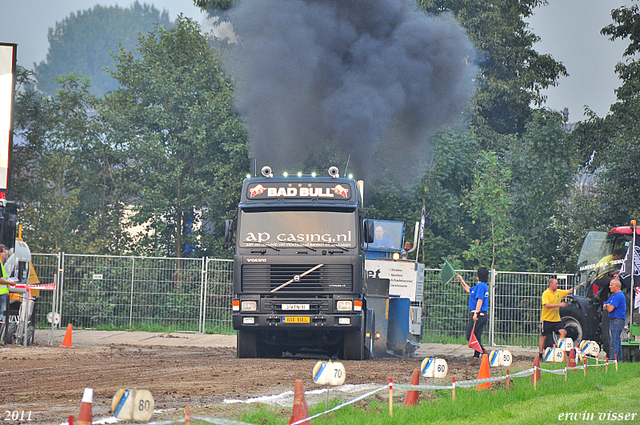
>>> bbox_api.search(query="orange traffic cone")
[403,369,420,407]
[476,354,491,389]
[288,380,310,425]
[530,355,541,383]
[59,324,75,349]
[567,348,577,371]
[76,387,93,425]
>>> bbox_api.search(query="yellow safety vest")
[0,263,8,295]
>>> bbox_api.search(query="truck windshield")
[238,210,357,249]
[576,231,622,286]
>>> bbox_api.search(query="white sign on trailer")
[365,259,422,302]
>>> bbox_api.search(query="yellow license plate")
[282,316,311,324]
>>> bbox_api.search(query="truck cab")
[228,166,374,359]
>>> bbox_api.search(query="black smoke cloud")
[228,0,478,180]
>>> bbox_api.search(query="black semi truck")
[226,166,383,360]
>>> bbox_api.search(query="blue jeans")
[0,293,7,322]
[609,318,625,362]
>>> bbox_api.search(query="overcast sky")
[0,0,636,122]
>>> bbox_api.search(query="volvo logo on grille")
[246,258,267,263]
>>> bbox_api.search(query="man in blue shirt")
[370,226,394,248]
[456,267,490,365]
[603,278,626,362]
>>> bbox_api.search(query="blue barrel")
[387,297,410,346]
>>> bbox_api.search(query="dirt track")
[0,338,532,425]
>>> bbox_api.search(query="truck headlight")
[242,301,257,311]
[336,301,352,311]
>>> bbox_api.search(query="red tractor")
[565,224,639,360]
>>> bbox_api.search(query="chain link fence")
[422,268,577,347]
[30,255,573,347]
[31,254,234,334]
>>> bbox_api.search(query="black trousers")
[465,310,488,357]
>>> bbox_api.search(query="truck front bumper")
[233,313,363,329]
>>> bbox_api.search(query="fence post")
[489,268,496,347]
[48,252,63,346]
[129,257,136,328]
[58,252,66,328]
[199,257,207,333]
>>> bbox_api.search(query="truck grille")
[241,264,353,293]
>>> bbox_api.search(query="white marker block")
[501,350,512,367]
[489,350,512,367]
[312,361,345,386]
[112,389,134,420]
[112,389,154,421]
[489,350,503,367]
[420,358,448,378]
[132,389,155,421]
[557,337,574,351]
[578,340,600,357]
[543,347,565,363]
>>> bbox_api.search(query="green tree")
[103,16,248,258]
[417,0,567,145]
[598,3,640,223]
[568,3,640,227]
[194,0,235,13]
[411,129,479,267]
[12,69,129,253]
[35,2,171,96]
[464,151,522,269]
[505,109,576,271]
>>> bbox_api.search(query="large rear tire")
[26,324,35,346]
[343,328,364,360]
[557,306,585,345]
[4,322,17,345]
[237,329,258,358]
[622,346,632,362]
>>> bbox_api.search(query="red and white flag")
[468,329,483,353]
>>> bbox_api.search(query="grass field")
[233,361,640,425]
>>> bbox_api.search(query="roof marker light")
[297,172,302,177]
[283,172,288,177]
[312,172,317,177]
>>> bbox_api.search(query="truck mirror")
[363,219,374,244]
[224,219,234,244]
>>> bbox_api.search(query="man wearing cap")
[0,244,16,344]
[603,279,626,362]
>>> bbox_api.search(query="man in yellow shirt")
[538,278,581,357]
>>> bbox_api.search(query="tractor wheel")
[623,346,632,362]
[557,307,585,345]
[4,322,17,345]
[26,324,35,345]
